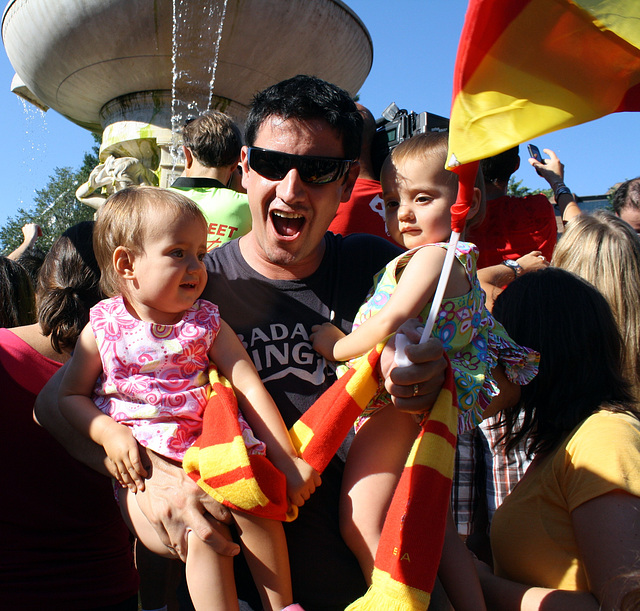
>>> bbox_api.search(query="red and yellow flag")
[447,0,640,169]
[183,344,385,522]
[184,347,459,610]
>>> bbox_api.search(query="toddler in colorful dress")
[59,186,315,611]
[312,132,539,584]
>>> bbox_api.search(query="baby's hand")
[102,424,149,493]
[310,322,346,361]
[281,456,321,508]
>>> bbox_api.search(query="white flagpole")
[394,230,461,366]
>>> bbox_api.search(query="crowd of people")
[2,74,639,611]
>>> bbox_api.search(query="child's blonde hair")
[93,186,207,297]
[552,210,640,393]
[385,131,486,231]
[390,131,455,184]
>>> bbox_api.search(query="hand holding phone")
[527,144,544,163]
[527,144,545,164]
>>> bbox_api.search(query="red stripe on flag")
[199,464,251,489]
[375,466,453,588]
[619,81,640,111]
[454,0,533,92]
[423,419,457,448]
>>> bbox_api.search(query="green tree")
[0,138,100,255]
[507,177,533,198]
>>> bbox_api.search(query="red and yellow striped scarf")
[183,344,458,610]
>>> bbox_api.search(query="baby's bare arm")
[211,320,321,505]
[58,325,149,490]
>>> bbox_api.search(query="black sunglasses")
[247,147,353,185]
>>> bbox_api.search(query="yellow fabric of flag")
[447,0,640,169]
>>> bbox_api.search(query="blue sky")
[1,0,638,229]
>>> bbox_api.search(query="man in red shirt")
[467,145,558,270]
[328,104,395,243]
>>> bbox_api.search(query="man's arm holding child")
[34,360,239,562]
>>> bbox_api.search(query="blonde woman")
[552,210,640,393]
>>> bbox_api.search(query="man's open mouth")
[181,282,197,289]
[271,210,305,237]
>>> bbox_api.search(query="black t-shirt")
[203,232,400,610]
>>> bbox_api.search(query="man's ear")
[183,146,194,170]
[340,161,361,202]
[240,146,250,191]
[466,186,483,223]
[113,246,135,279]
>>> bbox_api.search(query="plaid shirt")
[479,415,531,520]
[451,415,531,537]
[451,429,485,537]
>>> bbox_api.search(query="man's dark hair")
[480,146,520,184]
[612,177,640,215]
[244,75,363,160]
[182,110,242,168]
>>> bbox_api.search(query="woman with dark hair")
[0,221,139,610]
[476,267,640,610]
[0,255,36,327]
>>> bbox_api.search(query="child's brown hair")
[93,186,206,297]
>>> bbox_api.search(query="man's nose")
[276,167,306,204]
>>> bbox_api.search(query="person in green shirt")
[171,111,252,250]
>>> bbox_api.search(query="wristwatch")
[501,258,522,278]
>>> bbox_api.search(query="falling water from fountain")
[19,99,47,179]
[169,0,230,174]
[207,0,229,112]
[17,99,48,211]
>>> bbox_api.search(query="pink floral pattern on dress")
[91,296,223,460]
[91,301,138,342]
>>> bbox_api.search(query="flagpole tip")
[447,153,460,169]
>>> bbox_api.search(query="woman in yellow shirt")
[478,267,640,611]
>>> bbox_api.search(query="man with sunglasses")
[201,75,446,609]
[147,75,449,610]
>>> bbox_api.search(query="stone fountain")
[2,0,372,206]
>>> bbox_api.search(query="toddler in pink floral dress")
[59,186,315,611]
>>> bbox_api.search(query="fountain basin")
[2,0,372,131]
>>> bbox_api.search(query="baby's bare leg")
[120,487,239,610]
[119,488,182,610]
[120,486,174,556]
[340,406,420,583]
[233,510,293,611]
[186,531,239,611]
